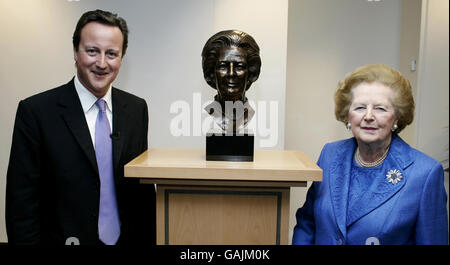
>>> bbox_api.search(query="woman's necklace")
[355,146,390,168]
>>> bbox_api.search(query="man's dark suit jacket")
[6,79,156,245]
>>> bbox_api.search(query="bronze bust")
[202,30,261,133]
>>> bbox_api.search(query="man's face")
[215,47,249,102]
[74,22,123,98]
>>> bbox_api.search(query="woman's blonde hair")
[334,64,414,133]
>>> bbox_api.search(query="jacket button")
[336,238,343,245]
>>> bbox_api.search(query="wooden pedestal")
[125,148,322,245]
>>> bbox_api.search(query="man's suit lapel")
[346,134,412,227]
[111,88,128,180]
[58,79,98,174]
[329,139,355,239]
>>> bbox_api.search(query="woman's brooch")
[386,169,402,184]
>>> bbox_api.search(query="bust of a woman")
[202,30,261,133]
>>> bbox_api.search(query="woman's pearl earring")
[391,124,398,132]
[346,122,352,130]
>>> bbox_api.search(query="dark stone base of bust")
[206,131,254,162]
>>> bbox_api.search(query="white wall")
[398,0,422,147]
[415,0,449,168]
[0,0,288,243]
[285,0,403,243]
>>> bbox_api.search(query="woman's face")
[348,82,398,148]
[214,46,249,102]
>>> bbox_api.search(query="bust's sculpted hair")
[201,30,261,90]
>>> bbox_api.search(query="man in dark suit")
[5,9,155,245]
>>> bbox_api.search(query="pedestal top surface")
[125,148,322,183]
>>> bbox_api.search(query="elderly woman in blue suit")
[293,64,448,245]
